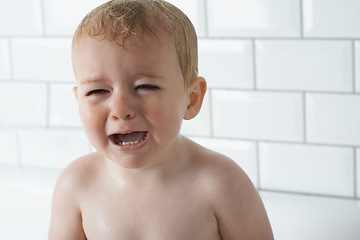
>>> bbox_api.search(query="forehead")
[72,32,181,83]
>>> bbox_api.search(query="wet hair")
[72,0,198,84]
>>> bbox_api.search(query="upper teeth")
[120,140,140,146]
[117,134,147,146]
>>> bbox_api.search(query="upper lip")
[108,130,147,136]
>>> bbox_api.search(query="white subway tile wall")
[12,38,74,82]
[49,84,81,127]
[0,0,359,200]
[256,40,353,92]
[303,0,360,38]
[306,94,360,146]
[207,0,301,37]
[212,90,304,142]
[0,0,43,36]
[259,142,354,197]
[0,82,47,127]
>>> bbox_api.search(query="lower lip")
[109,133,149,152]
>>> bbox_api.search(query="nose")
[109,94,136,120]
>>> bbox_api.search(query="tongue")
[117,131,146,143]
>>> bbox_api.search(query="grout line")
[260,188,358,201]
[252,39,258,90]
[208,89,214,137]
[0,35,73,39]
[303,92,307,143]
[197,36,359,41]
[354,148,358,198]
[46,83,51,128]
[40,0,47,36]
[352,40,356,93]
[0,79,76,85]
[256,141,262,190]
[186,134,360,149]
[7,37,15,81]
[207,87,360,95]
[203,0,209,38]
[15,129,22,169]
[299,0,304,38]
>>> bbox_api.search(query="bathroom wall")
[0,0,359,200]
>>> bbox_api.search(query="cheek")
[78,103,105,137]
[146,96,186,131]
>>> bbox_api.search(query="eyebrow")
[79,76,109,85]
[80,73,159,84]
[128,73,158,81]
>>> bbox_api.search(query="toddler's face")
[72,33,189,169]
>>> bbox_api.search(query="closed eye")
[86,89,109,96]
[135,85,160,91]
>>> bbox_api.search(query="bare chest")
[80,188,221,240]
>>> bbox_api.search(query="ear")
[73,86,78,101]
[184,77,207,120]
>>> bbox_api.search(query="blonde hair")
[73,0,198,84]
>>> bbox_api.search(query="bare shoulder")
[188,139,274,240]
[55,152,101,191]
[187,139,253,190]
[48,152,102,240]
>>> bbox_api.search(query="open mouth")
[109,131,148,146]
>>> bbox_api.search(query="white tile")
[0,130,18,166]
[212,90,304,142]
[11,38,74,82]
[19,129,90,169]
[0,82,47,127]
[166,0,206,37]
[0,0,43,36]
[356,41,360,93]
[181,92,211,137]
[306,93,360,146]
[191,137,258,187]
[0,38,11,80]
[260,143,354,197]
[357,148,360,198]
[207,0,301,37]
[303,0,360,38]
[256,40,353,92]
[43,0,107,36]
[199,40,254,89]
[262,192,360,240]
[49,84,81,127]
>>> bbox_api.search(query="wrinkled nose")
[109,94,136,120]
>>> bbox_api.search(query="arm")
[213,160,274,240]
[48,165,87,240]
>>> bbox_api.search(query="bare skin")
[48,32,273,239]
[49,137,273,240]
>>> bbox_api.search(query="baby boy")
[48,0,273,239]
